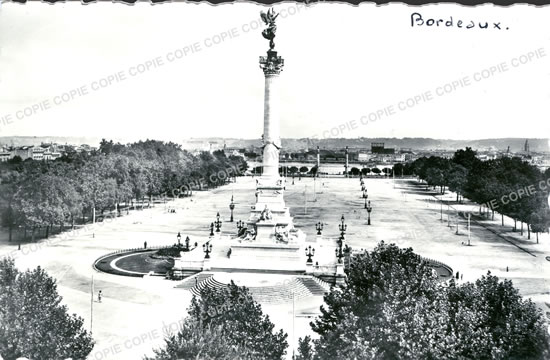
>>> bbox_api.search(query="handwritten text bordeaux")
[411,12,509,30]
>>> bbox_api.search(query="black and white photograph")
[0,1,549,359]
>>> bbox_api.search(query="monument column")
[345,146,349,177]
[260,50,284,179]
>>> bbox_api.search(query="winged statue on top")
[260,8,279,50]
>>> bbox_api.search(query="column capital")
[260,50,284,76]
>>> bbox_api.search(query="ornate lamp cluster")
[335,214,347,263]
[176,232,196,252]
[203,242,212,259]
[316,222,324,235]
[305,245,315,264]
[360,178,373,225]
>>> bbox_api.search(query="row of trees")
[0,139,247,242]
[394,148,550,242]
[146,242,549,359]
[257,166,393,176]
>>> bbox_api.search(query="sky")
[0,1,549,143]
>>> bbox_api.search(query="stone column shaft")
[262,74,280,178]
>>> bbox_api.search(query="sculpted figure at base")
[259,205,273,221]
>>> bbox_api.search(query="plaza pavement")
[0,176,548,359]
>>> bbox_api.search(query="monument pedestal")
[229,240,306,272]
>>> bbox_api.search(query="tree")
[295,336,314,360]
[0,258,94,359]
[446,272,549,359]
[452,147,480,171]
[15,174,77,240]
[153,281,288,359]
[361,167,370,175]
[311,242,444,359]
[392,163,404,177]
[145,319,256,360]
[371,167,381,175]
[309,166,318,176]
[529,199,550,243]
[289,166,299,175]
[447,163,468,202]
[349,167,360,176]
[299,166,309,174]
[0,170,22,242]
[309,242,549,360]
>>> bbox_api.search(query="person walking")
[98,290,102,303]
[144,241,147,249]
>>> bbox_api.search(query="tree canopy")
[0,258,94,360]
[146,281,288,360]
[307,242,550,360]
[404,148,550,240]
[0,139,247,241]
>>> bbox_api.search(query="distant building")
[13,146,32,160]
[32,146,45,160]
[224,148,245,158]
[358,153,372,162]
[371,142,395,154]
[0,152,10,162]
[393,154,406,162]
[476,154,498,161]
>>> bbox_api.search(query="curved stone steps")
[174,272,213,290]
[187,275,328,304]
[190,276,226,296]
[296,277,329,296]
[312,276,332,292]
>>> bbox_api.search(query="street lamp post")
[203,242,212,259]
[335,246,344,264]
[316,222,323,235]
[339,215,347,239]
[366,200,372,225]
[305,245,315,263]
[214,212,222,232]
[209,222,215,237]
[229,196,235,222]
[185,236,190,251]
[467,213,471,246]
[363,190,368,209]
[177,232,181,246]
